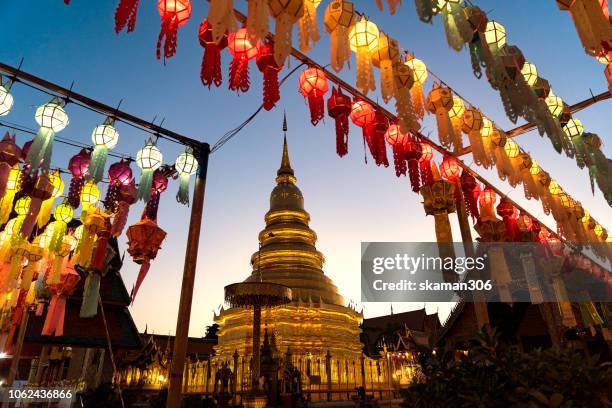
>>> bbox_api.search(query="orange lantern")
[156,0,192,61]
[440,156,460,182]
[228,28,258,93]
[299,67,329,125]
[478,186,497,221]
[349,100,375,127]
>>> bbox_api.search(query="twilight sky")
[1,1,610,337]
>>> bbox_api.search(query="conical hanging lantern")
[20,173,54,238]
[327,86,352,157]
[268,0,304,66]
[371,32,400,103]
[427,83,455,149]
[41,260,80,337]
[175,148,198,205]
[27,98,69,173]
[90,118,119,183]
[0,197,29,264]
[298,67,329,125]
[111,178,137,237]
[136,139,163,202]
[67,149,91,208]
[199,18,228,88]
[0,77,14,116]
[228,28,258,93]
[256,39,283,111]
[447,95,465,151]
[115,0,141,33]
[324,0,355,72]
[349,16,379,94]
[0,132,21,200]
[405,57,428,118]
[36,170,64,229]
[156,0,192,62]
[298,0,322,52]
[393,63,420,134]
[462,108,488,166]
[247,0,271,44]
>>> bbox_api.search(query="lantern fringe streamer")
[262,66,280,111]
[356,48,376,94]
[80,273,101,318]
[89,147,109,184]
[112,202,131,237]
[414,0,435,23]
[0,190,16,225]
[207,0,237,45]
[408,160,421,192]
[68,176,85,208]
[329,26,351,72]
[115,0,140,33]
[20,198,43,238]
[49,221,67,254]
[157,14,180,62]
[0,164,10,200]
[177,174,191,205]
[420,160,433,186]
[247,0,269,44]
[136,170,154,203]
[521,253,543,304]
[274,15,294,67]
[26,127,55,174]
[201,43,223,88]
[307,92,325,126]
[41,294,68,336]
[391,144,407,177]
[36,197,54,230]
[298,1,320,52]
[229,56,251,93]
[131,259,151,304]
[442,3,471,51]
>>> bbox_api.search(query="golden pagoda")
[213,136,365,386]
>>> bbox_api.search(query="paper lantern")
[384,124,407,177]
[371,32,400,103]
[90,118,119,183]
[0,132,21,200]
[366,111,390,167]
[327,86,352,157]
[483,20,506,50]
[105,159,133,213]
[144,169,168,220]
[67,149,91,208]
[49,203,74,255]
[115,0,140,33]
[175,148,198,204]
[28,98,68,173]
[478,187,497,221]
[199,18,228,88]
[548,180,562,195]
[447,96,465,150]
[0,165,20,225]
[349,16,379,94]
[529,159,541,175]
[156,0,192,61]
[418,143,434,187]
[393,64,420,134]
[562,117,584,139]
[504,139,519,158]
[427,84,455,149]
[126,216,167,302]
[299,67,329,125]
[545,93,564,117]
[440,156,460,182]
[136,139,163,202]
[462,108,489,167]
[350,100,375,127]
[403,133,423,191]
[460,170,481,221]
[74,207,106,269]
[268,0,304,66]
[41,261,80,336]
[20,174,54,238]
[36,170,64,229]
[481,117,493,137]
[111,178,137,238]
[81,180,100,216]
[405,57,428,118]
[228,28,258,93]
[256,39,282,111]
[0,81,14,116]
[520,62,538,86]
[324,0,355,72]
[298,0,322,52]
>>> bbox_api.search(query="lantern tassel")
[262,67,280,111]
[80,272,101,318]
[229,56,251,93]
[329,27,351,72]
[89,147,109,184]
[111,202,130,237]
[307,92,325,126]
[157,14,180,62]
[408,160,421,191]
[115,0,140,33]
[49,221,67,254]
[36,197,54,230]
[137,170,154,202]
[201,44,223,88]
[392,144,407,177]
[356,48,376,94]
[131,259,151,304]
[67,176,85,208]
[335,115,349,157]
[420,160,433,186]
[42,294,69,336]
[48,256,64,286]
[177,173,190,205]
[26,127,55,174]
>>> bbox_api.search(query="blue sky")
[1,1,610,336]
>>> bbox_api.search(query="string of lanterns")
[0,80,200,350]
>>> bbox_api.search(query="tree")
[205,323,219,339]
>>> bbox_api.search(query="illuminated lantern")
[368,112,390,167]
[299,67,329,125]
[89,118,119,183]
[427,84,454,149]
[298,0,322,52]
[67,149,91,208]
[545,93,564,117]
[4,241,29,291]
[0,165,20,225]
[114,0,140,33]
[175,148,198,204]
[268,0,304,66]
[145,169,169,220]
[504,139,519,158]
[156,0,192,61]
[324,0,355,72]
[403,133,423,192]
[460,170,481,221]
[447,96,465,150]
[81,212,111,317]
[405,57,428,118]
[371,32,400,103]
[136,139,163,202]
[0,77,14,116]
[20,173,54,238]
[548,180,562,195]
[256,39,282,111]
[478,186,497,221]
[228,28,258,93]
[74,207,106,269]
[349,16,379,94]
[49,203,74,255]
[350,100,375,127]
[440,156,460,182]
[496,197,519,241]
[532,77,551,100]
[462,108,490,167]
[20,242,44,290]
[0,132,21,200]
[41,262,80,337]
[36,170,64,229]
[520,62,538,86]
[111,178,137,237]
[199,18,228,88]
[327,86,352,157]
[556,0,612,58]
[80,180,100,217]
[393,63,420,134]
[418,142,434,186]
[483,20,506,51]
[562,117,584,139]
[126,215,167,302]
[27,98,69,173]
[384,124,407,177]
[104,159,133,213]
[0,197,29,262]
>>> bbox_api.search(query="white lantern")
[137,142,163,171]
[484,21,506,50]
[35,100,69,132]
[0,85,14,116]
[175,150,198,175]
[91,122,119,149]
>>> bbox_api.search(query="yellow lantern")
[483,21,506,50]
[405,57,428,118]
[581,209,590,223]
[481,117,493,137]
[545,93,564,117]
[349,16,379,94]
[447,96,465,149]
[548,180,562,195]
[15,196,31,216]
[562,117,584,139]
[594,224,603,237]
[448,96,465,118]
[81,180,100,215]
[37,170,64,229]
[0,165,21,225]
[559,193,572,208]
[503,139,519,158]
[529,159,541,175]
[0,84,14,116]
[520,62,538,86]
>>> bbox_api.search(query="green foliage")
[400,330,612,408]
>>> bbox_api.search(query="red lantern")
[369,111,390,167]
[496,197,519,241]
[350,100,375,127]
[0,132,21,200]
[156,0,192,62]
[419,143,434,186]
[460,170,480,222]
[145,168,168,220]
[403,133,422,191]
[199,18,228,88]
[111,178,137,238]
[327,87,352,157]
[127,216,167,303]
[478,187,497,222]
[385,124,406,177]
[104,159,133,213]
[299,67,329,125]
[256,39,282,111]
[41,261,80,337]
[440,156,460,182]
[114,0,140,33]
[67,149,91,208]
[228,28,258,93]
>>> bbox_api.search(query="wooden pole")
[2,309,29,408]
[166,146,211,408]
